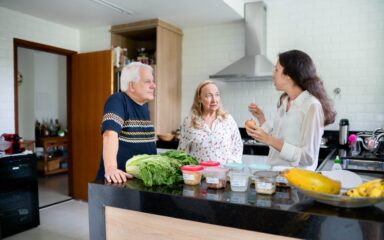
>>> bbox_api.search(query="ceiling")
[0,0,257,30]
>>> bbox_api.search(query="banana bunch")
[282,168,341,194]
[345,179,384,198]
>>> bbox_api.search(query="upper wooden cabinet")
[111,19,183,134]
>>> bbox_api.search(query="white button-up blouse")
[178,114,243,164]
[262,90,325,171]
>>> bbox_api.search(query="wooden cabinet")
[37,137,68,175]
[111,19,183,134]
[0,154,39,238]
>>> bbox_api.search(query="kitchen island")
[88,177,384,240]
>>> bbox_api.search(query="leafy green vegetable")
[160,150,198,166]
[125,150,198,187]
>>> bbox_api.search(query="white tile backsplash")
[181,0,384,131]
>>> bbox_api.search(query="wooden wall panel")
[71,50,112,200]
[105,207,297,240]
[155,25,182,134]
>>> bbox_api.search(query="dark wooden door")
[70,50,112,200]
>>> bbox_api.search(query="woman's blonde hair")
[190,80,227,128]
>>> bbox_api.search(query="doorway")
[13,38,76,207]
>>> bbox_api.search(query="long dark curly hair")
[277,50,336,126]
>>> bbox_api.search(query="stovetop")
[242,139,267,146]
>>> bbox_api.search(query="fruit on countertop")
[345,179,384,198]
[282,168,341,194]
[245,119,257,129]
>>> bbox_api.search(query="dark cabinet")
[0,154,39,238]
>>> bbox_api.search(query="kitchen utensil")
[339,119,349,146]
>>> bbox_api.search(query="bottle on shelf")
[331,155,342,171]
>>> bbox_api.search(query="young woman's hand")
[245,126,270,144]
[245,126,283,152]
[248,103,266,126]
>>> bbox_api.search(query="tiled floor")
[4,174,89,240]
[38,173,72,208]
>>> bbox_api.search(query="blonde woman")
[178,80,243,164]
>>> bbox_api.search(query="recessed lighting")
[90,0,133,15]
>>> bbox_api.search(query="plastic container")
[247,163,272,175]
[181,165,204,185]
[223,163,245,181]
[229,172,250,192]
[203,167,228,189]
[200,160,220,168]
[271,166,291,187]
[223,163,244,173]
[253,171,278,195]
[331,155,342,171]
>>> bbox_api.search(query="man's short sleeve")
[101,94,125,134]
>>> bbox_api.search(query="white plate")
[321,170,362,189]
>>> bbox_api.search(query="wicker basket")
[157,133,175,141]
[47,159,60,171]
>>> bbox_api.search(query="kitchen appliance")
[209,1,274,81]
[0,154,39,238]
[338,119,349,147]
[1,134,21,155]
[339,129,384,174]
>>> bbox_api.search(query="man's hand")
[105,168,132,183]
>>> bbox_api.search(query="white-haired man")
[96,62,156,183]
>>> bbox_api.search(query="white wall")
[18,48,35,140]
[79,26,111,53]
[34,50,67,132]
[182,0,384,131]
[17,48,67,140]
[0,7,79,134]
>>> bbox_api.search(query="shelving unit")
[110,19,182,133]
[36,136,68,175]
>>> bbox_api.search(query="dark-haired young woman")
[246,50,336,170]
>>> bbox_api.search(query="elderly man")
[96,62,156,183]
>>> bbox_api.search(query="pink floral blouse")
[178,114,243,164]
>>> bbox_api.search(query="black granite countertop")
[89,178,384,240]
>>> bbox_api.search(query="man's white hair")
[120,62,153,91]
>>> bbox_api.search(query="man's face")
[131,68,156,103]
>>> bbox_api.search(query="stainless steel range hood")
[210,1,273,81]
